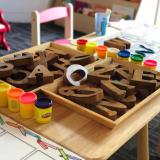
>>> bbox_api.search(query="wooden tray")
[40,58,160,128]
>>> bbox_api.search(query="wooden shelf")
[55,0,141,33]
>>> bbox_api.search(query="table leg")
[137,124,149,160]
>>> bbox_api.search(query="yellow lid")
[0,82,11,92]
[86,42,97,48]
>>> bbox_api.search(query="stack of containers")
[0,82,53,124]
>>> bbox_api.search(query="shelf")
[55,0,141,33]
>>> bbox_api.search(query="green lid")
[131,54,144,62]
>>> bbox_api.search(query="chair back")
[31,3,73,46]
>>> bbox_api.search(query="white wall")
[156,0,160,25]
[0,0,53,23]
[135,0,159,25]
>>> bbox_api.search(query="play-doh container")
[20,92,37,119]
[118,50,130,61]
[35,97,53,124]
[0,82,11,108]
[96,45,107,59]
[7,88,24,112]
[107,48,120,58]
[77,39,88,51]
[85,42,97,54]
[131,54,144,65]
[143,59,157,70]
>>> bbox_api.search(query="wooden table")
[0,27,157,160]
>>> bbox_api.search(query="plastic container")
[107,48,120,58]
[35,97,53,124]
[143,59,157,70]
[96,45,107,59]
[0,82,11,108]
[85,42,97,54]
[131,54,144,65]
[20,92,37,119]
[77,39,88,51]
[7,88,24,112]
[118,50,131,61]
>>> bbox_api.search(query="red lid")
[96,45,107,52]
[19,92,37,104]
[77,39,88,45]
[144,59,157,67]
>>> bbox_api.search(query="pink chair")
[0,10,10,50]
[31,3,73,46]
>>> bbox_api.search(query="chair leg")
[1,32,10,51]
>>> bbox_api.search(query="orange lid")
[96,45,107,52]
[19,92,37,104]
[7,88,24,99]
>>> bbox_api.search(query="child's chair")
[0,10,10,50]
[31,3,73,46]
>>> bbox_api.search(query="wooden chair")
[31,3,73,46]
[0,10,10,50]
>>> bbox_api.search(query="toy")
[114,67,132,80]
[0,62,14,78]
[130,69,157,89]
[107,48,119,58]
[111,80,135,95]
[95,105,117,120]
[101,80,126,100]
[35,97,53,124]
[6,69,30,88]
[104,38,131,50]
[65,64,88,86]
[0,82,11,107]
[97,97,127,115]
[7,88,24,112]
[85,42,97,54]
[143,59,157,70]
[118,50,131,61]
[19,92,37,119]
[76,39,88,51]
[96,45,107,59]
[131,54,144,65]
[70,54,96,65]
[58,85,104,105]
[0,10,10,50]
[4,53,33,67]
[28,65,53,85]
[52,58,70,71]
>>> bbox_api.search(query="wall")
[0,0,53,22]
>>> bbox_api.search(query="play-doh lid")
[86,42,97,48]
[131,54,144,62]
[0,82,11,92]
[35,97,53,109]
[96,45,107,52]
[118,50,130,58]
[144,59,157,67]
[7,88,24,99]
[108,47,120,53]
[19,92,37,104]
[77,39,88,45]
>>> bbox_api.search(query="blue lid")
[35,98,53,109]
[118,50,130,58]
